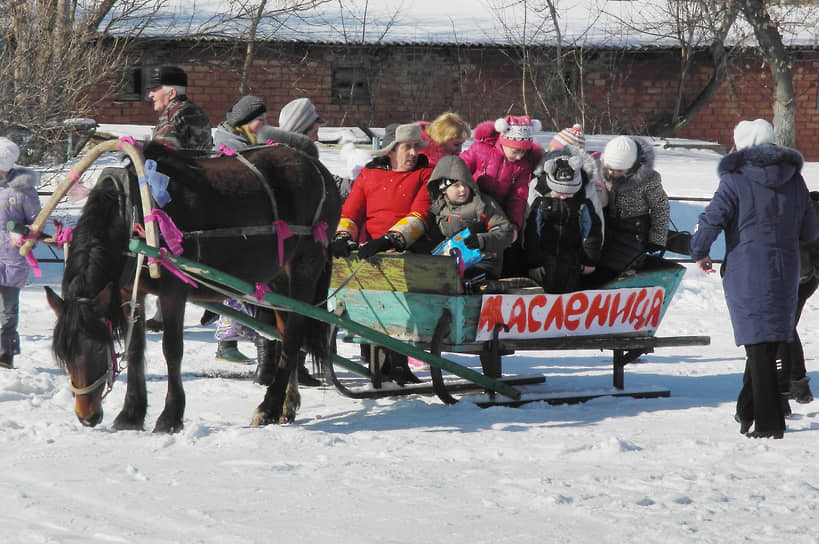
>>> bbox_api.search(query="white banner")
[475,286,666,341]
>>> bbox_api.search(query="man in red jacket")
[332,123,433,259]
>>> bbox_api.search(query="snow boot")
[0,352,13,369]
[734,413,752,435]
[790,376,814,404]
[216,340,252,364]
[145,314,164,332]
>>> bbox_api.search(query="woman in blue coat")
[691,119,819,439]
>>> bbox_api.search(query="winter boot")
[216,340,252,364]
[734,413,752,435]
[790,376,814,404]
[0,352,13,369]
[145,314,164,332]
[254,337,279,386]
[298,360,321,387]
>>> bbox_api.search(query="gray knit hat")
[278,98,322,134]
[226,95,266,127]
[543,156,583,194]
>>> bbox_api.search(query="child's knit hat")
[543,156,583,194]
[495,115,542,150]
[548,124,585,151]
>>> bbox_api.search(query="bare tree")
[219,0,331,94]
[0,0,169,163]
[737,0,803,147]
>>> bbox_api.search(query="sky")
[1,130,819,542]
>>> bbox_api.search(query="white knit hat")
[602,136,638,170]
[733,119,775,150]
[544,156,583,194]
[0,137,20,172]
[279,98,322,134]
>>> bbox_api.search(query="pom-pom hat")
[495,115,542,150]
[0,137,20,172]
[733,119,775,150]
[602,136,638,171]
[549,123,585,150]
[544,156,583,194]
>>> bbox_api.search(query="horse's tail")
[304,258,334,374]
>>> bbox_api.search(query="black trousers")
[777,275,818,390]
[737,342,785,434]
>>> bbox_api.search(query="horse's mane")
[53,177,130,367]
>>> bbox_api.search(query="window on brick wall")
[117,66,150,102]
[332,66,370,105]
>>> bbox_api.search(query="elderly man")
[144,66,213,333]
[148,65,212,150]
[332,123,433,259]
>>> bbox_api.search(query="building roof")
[121,0,819,48]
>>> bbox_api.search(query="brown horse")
[44,141,341,432]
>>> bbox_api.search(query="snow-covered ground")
[2,131,819,543]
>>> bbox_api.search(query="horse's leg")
[251,312,304,425]
[113,293,148,430]
[153,291,187,433]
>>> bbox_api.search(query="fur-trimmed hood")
[1,167,39,192]
[718,143,803,189]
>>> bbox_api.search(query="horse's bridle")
[68,315,118,399]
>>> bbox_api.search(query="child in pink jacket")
[459,115,543,237]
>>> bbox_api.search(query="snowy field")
[2,130,819,543]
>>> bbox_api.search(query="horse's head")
[45,283,117,427]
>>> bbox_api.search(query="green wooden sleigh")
[329,252,710,405]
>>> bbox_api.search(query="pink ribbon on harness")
[53,220,73,249]
[219,144,236,156]
[253,283,271,301]
[312,221,329,246]
[21,231,42,278]
[273,220,292,267]
[144,209,184,256]
[118,136,142,151]
[149,248,198,287]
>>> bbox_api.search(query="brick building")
[89,39,819,159]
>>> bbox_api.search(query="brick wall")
[86,40,819,160]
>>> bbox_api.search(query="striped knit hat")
[548,124,585,151]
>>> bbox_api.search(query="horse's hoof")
[251,410,272,426]
[153,416,184,434]
[113,412,145,431]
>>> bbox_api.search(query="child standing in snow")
[0,137,41,369]
[427,155,515,279]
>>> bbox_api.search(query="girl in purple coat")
[0,138,41,369]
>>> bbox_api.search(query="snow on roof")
[130,0,819,48]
